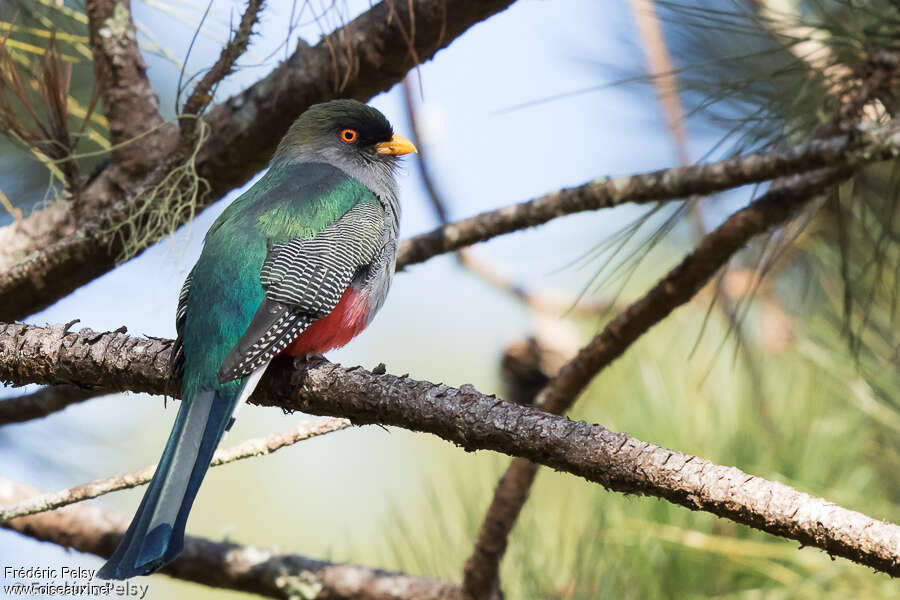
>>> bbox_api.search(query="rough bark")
[1,322,898,576]
[85,0,169,174]
[0,478,460,599]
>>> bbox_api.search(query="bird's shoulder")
[207,161,380,244]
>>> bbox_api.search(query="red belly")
[281,286,371,356]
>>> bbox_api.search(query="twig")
[630,0,690,166]
[401,75,451,226]
[539,167,849,412]
[0,418,350,523]
[458,251,620,316]
[180,0,265,134]
[0,477,460,599]
[1,321,898,575]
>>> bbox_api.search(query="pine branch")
[1,322,898,576]
[394,121,900,269]
[0,478,459,599]
[459,166,852,599]
[538,171,849,412]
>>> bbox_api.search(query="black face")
[304,99,394,153]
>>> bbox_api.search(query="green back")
[180,160,379,399]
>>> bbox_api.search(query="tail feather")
[96,389,235,579]
[97,363,268,580]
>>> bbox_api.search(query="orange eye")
[340,129,358,143]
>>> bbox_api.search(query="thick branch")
[0,0,518,321]
[85,0,168,172]
[461,455,537,599]
[0,478,459,599]
[0,323,898,575]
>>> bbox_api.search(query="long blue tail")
[97,389,239,579]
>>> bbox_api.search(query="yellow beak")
[375,134,418,156]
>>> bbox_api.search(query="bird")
[97,99,416,579]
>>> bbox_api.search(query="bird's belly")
[281,286,371,356]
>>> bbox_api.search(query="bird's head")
[273,99,417,180]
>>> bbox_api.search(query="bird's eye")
[340,129,358,143]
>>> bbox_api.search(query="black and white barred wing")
[218,203,385,382]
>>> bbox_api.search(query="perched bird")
[97,100,416,579]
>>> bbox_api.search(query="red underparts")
[281,286,371,356]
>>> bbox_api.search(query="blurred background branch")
[0,477,460,600]
[0,417,350,522]
[0,384,107,425]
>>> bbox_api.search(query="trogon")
[98,99,416,579]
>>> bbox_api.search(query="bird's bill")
[375,134,418,156]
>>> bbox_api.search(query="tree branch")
[538,174,851,413]
[0,478,460,599]
[0,0,518,321]
[458,166,853,599]
[0,322,898,576]
[394,122,900,269]
[0,418,349,522]
[85,0,169,173]
[180,0,265,127]
[461,453,537,599]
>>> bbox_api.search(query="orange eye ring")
[340,129,358,143]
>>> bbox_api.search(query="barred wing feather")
[217,202,384,382]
